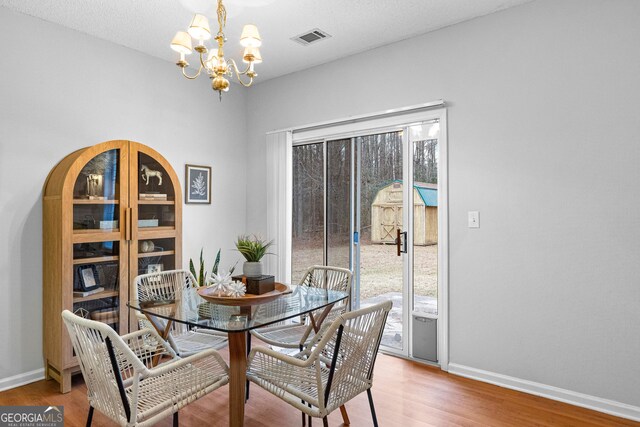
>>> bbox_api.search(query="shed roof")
[414,181,437,207]
[377,180,438,207]
[416,187,437,207]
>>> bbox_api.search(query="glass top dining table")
[129,285,349,333]
[128,285,349,427]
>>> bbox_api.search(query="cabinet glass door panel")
[137,152,176,230]
[128,144,182,331]
[72,149,121,232]
[72,149,120,201]
[69,148,128,335]
[71,240,124,334]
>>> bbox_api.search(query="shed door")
[379,205,402,242]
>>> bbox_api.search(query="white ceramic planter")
[243,261,262,277]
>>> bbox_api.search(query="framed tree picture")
[185,164,211,204]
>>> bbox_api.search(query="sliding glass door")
[326,139,352,270]
[291,119,442,360]
[410,123,440,318]
[291,142,324,284]
[356,131,405,351]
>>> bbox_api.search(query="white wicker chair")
[250,266,352,351]
[247,300,392,427]
[133,269,228,356]
[62,310,229,427]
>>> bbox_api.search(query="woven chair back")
[133,269,199,335]
[300,266,352,293]
[62,310,140,425]
[301,266,353,313]
[322,300,392,412]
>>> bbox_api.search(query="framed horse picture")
[185,164,211,204]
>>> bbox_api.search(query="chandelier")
[170,0,262,99]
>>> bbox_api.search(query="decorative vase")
[243,261,262,277]
[140,240,155,253]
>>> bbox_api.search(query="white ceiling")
[0,0,533,82]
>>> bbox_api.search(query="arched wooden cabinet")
[43,140,182,392]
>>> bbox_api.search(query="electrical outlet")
[468,211,480,228]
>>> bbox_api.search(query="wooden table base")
[228,331,247,427]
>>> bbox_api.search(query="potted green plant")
[235,234,273,277]
[189,248,237,287]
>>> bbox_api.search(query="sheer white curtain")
[265,131,292,283]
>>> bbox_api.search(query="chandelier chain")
[216,0,227,38]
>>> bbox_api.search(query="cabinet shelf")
[72,230,121,244]
[73,199,119,205]
[138,250,175,259]
[73,289,119,303]
[73,228,118,234]
[138,227,176,239]
[138,199,175,205]
[73,255,119,265]
[138,226,174,231]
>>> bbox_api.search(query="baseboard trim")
[448,363,640,422]
[0,368,45,392]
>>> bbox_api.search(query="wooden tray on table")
[197,282,290,306]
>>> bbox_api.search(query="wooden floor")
[0,353,636,427]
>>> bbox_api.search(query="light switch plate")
[468,211,480,228]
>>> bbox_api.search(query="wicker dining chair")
[62,310,229,427]
[247,300,392,427]
[133,269,228,356]
[250,266,353,351]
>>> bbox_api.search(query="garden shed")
[371,181,438,245]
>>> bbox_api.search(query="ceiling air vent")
[292,28,331,46]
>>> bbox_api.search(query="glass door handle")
[396,229,408,256]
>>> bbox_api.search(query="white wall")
[245,0,640,409]
[0,8,247,383]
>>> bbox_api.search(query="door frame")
[287,103,449,370]
[404,113,449,369]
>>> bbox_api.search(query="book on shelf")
[139,193,167,201]
[99,220,118,229]
[138,219,159,227]
[73,287,105,297]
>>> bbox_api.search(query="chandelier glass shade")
[171,0,262,99]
